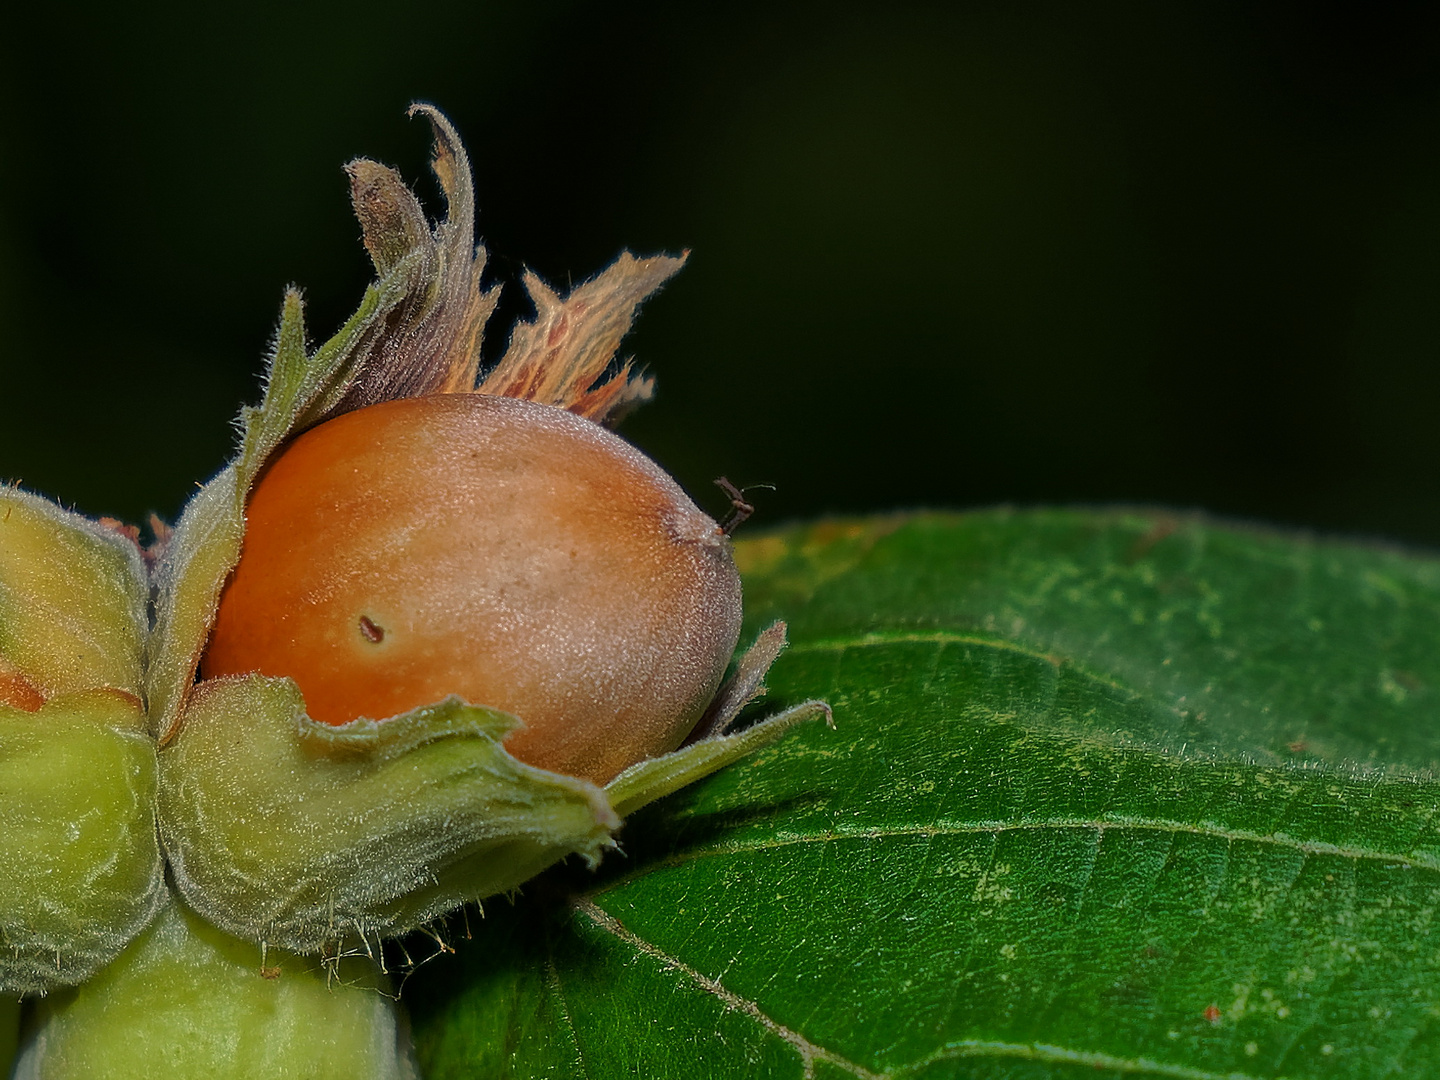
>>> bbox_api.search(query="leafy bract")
[406,509,1440,1079]
[0,488,161,997]
[0,692,161,995]
[159,677,618,954]
[0,487,148,699]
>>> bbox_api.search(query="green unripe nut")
[0,692,162,996]
[15,895,416,1080]
[0,488,147,707]
[0,489,161,996]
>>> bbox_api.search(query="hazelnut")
[202,392,742,784]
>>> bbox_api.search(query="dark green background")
[3,2,1440,542]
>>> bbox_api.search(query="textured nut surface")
[202,393,742,783]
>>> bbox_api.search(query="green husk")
[14,895,416,1080]
[147,107,494,748]
[158,676,619,953]
[0,487,147,699]
[606,698,831,819]
[0,691,162,995]
[0,489,160,996]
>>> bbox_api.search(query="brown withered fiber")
[322,104,683,429]
[322,104,498,416]
[480,251,685,425]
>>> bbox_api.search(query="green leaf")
[405,509,1440,1079]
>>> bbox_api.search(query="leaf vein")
[787,630,1069,668]
[892,1038,1284,1080]
[544,955,593,1079]
[573,898,883,1080]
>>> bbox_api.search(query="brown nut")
[201,392,742,784]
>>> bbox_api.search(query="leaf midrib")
[597,816,1440,879]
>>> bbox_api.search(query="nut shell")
[202,393,742,784]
